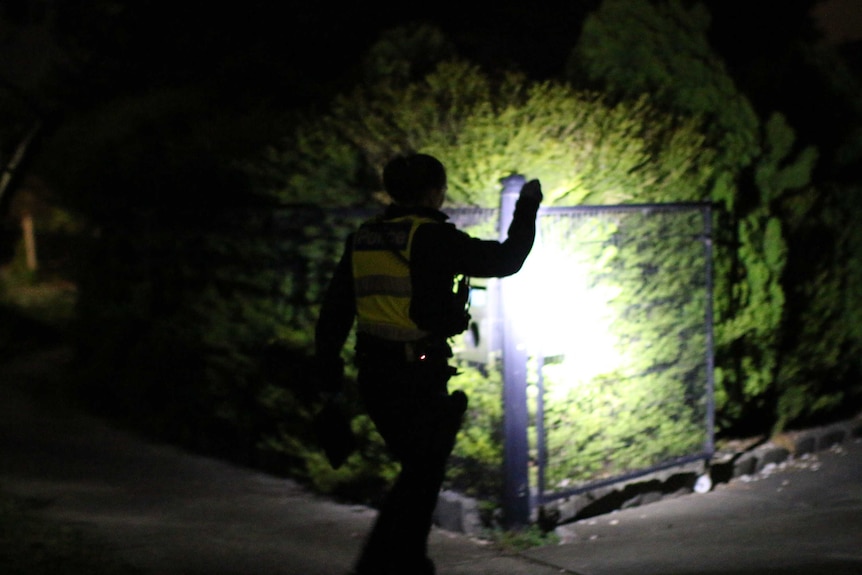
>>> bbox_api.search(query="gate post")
[498,175,531,528]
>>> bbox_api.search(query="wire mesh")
[355,202,714,506]
[88,201,712,510]
[527,204,713,503]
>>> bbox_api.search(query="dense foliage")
[255,9,861,498]
[3,0,861,514]
[530,207,710,495]
[569,0,861,433]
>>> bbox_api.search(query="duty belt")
[356,334,453,364]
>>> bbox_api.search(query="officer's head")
[382,153,447,208]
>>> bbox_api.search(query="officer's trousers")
[353,354,467,575]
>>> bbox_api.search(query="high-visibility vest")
[352,215,436,341]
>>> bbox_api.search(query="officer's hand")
[520,179,543,203]
[315,356,345,395]
[313,395,356,469]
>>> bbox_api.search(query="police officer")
[314,153,542,575]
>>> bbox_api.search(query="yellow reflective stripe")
[354,275,412,297]
[352,215,438,341]
[356,293,411,335]
[357,321,429,341]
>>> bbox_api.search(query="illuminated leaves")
[273,48,716,211]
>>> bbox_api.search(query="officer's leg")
[354,362,466,575]
[403,385,467,564]
[353,361,415,574]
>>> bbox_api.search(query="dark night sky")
[1,0,860,142]
[812,0,862,44]
[199,1,601,99]
[2,1,860,106]
[28,2,600,109]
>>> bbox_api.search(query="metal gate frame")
[450,180,715,528]
[318,179,715,529]
[530,202,714,512]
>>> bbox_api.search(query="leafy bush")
[35,12,862,525]
[446,358,504,500]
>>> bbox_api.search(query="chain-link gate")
[527,203,714,508]
[450,198,714,524]
[275,191,714,527]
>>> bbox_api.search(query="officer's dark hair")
[382,153,446,204]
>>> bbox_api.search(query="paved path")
[526,438,862,575]
[0,348,561,575]
[2,347,861,575]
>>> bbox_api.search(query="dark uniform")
[315,195,540,575]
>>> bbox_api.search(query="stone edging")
[433,416,862,535]
[721,418,862,479]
